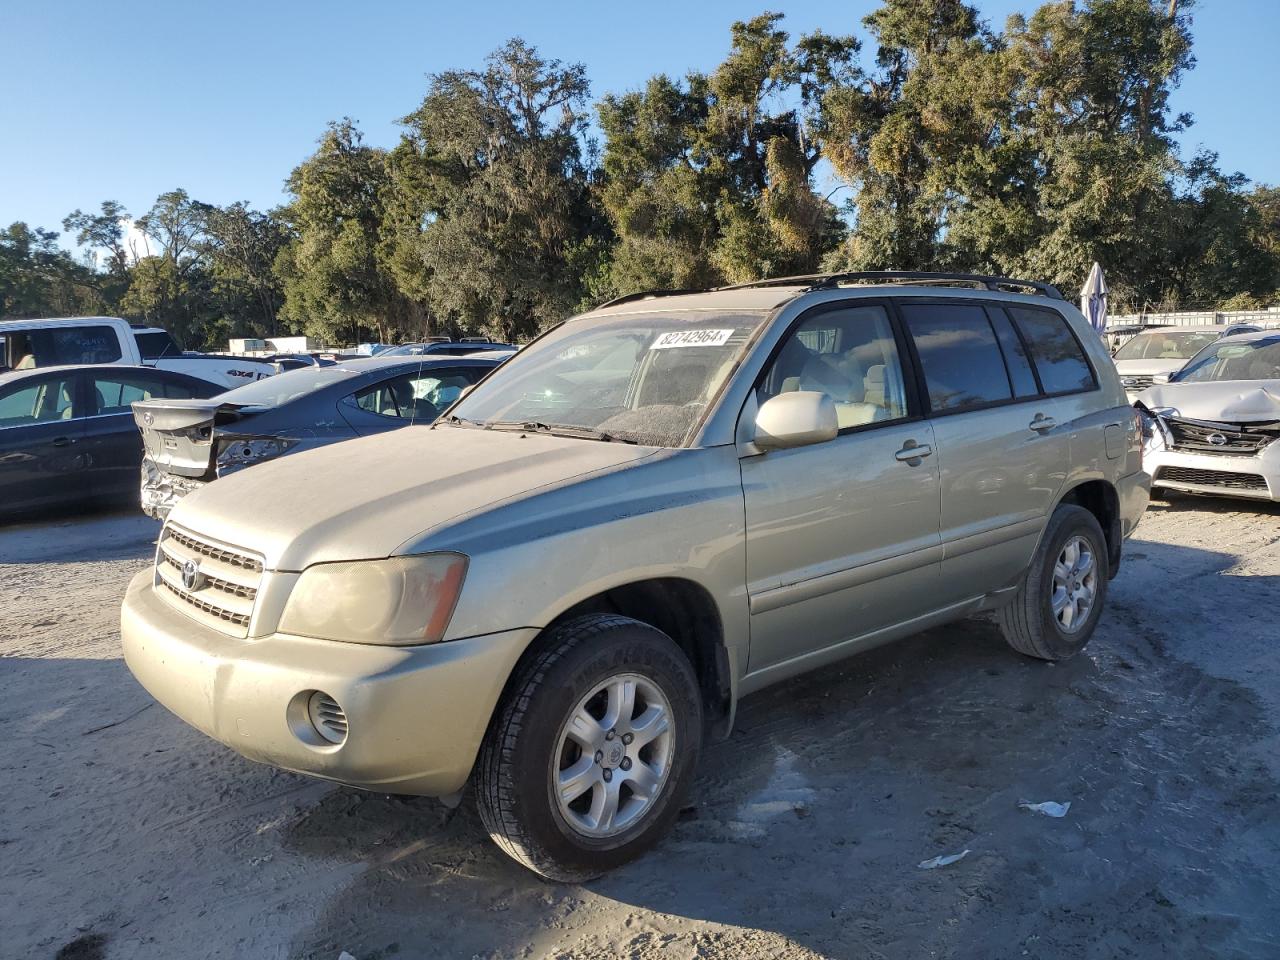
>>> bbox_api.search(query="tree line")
[3,0,1278,349]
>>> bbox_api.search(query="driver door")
[739,301,943,674]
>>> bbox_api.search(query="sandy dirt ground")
[3,496,1279,960]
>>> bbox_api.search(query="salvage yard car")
[134,352,506,519]
[1137,329,1280,501]
[0,317,275,389]
[0,365,221,520]
[1112,324,1257,398]
[120,272,1149,881]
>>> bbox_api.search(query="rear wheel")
[476,614,702,881]
[996,504,1109,660]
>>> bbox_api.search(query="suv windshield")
[1173,337,1280,383]
[1113,330,1220,361]
[445,311,768,446]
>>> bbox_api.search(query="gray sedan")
[133,353,505,519]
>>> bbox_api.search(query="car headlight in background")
[215,436,298,476]
[279,554,468,645]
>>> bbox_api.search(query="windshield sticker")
[650,329,735,350]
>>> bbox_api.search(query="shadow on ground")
[275,536,1280,960]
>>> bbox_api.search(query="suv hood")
[167,425,659,570]
[1138,380,1280,423]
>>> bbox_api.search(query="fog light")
[307,691,348,744]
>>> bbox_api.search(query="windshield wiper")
[441,414,485,428]
[485,420,637,444]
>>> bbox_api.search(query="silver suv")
[120,273,1150,880]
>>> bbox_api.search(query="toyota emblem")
[181,558,202,590]
[143,412,154,425]
[1207,433,1228,446]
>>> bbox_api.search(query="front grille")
[1155,466,1269,491]
[1164,417,1278,457]
[155,525,264,637]
[1122,375,1154,392]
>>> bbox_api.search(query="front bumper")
[121,569,535,795]
[1146,447,1278,502]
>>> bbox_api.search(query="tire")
[476,614,703,881]
[996,504,1110,661]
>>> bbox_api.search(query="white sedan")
[1137,330,1280,502]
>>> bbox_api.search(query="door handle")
[894,441,933,463]
[51,436,77,447]
[1029,415,1057,433]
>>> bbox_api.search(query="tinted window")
[760,305,908,430]
[134,330,181,359]
[1009,307,1096,394]
[3,325,123,367]
[988,310,1040,398]
[901,303,1013,411]
[0,376,76,427]
[91,373,173,414]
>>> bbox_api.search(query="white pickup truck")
[0,317,275,389]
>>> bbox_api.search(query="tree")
[275,119,415,343]
[202,203,289,335]
[386,39,598,341]
[597,14,855,295]
[819,0,1002,270]
[62,200,133,275]
[0,222,105,318]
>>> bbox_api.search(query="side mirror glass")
[753,391,839,451]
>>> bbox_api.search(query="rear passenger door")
[740,301,942,673]
[82,371,206,499]
[0,372,87,513]
[897,299,1085,603]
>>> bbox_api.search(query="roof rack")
[597,289,706,309]
[717,271,1065,300]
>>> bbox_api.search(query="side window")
[91,374,166,415]
[352,370,462,421]
[987,309,1040,398]
[17,326,124,367]
[164,381,198,399]
[759,305,908,430]
[0,376,76,427]
[901,303,1014,412]
[1008,307,1097,394]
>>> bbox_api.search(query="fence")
[1109,308,1280,329]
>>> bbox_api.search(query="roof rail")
[717,271,1065,300]
[597,288,706,309]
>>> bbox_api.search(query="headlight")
[216,436,297,476]
[279,554,468,645]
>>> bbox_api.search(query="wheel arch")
[506,577,735,740]
[1055,478,1122,578]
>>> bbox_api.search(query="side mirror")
[1151,373,1171,385]
[753,391,839,451]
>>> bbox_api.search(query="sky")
[2,0,1277,251]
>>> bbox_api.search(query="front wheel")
[475,614,702,881]
[996,504,1110,661]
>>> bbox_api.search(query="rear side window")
[987,310,1039,398]
[134,330,181,359]
[901,303,1013,412]
[4,325,123,367]
[1009,307,1096,394]
[91,373,171,414]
